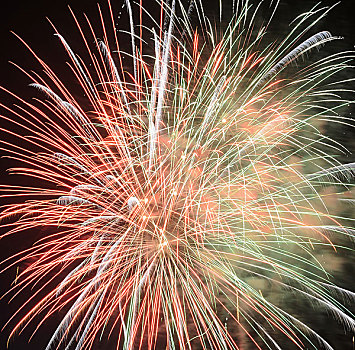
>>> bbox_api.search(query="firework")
[1,0,354,349]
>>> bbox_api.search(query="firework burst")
[1,0,355,349]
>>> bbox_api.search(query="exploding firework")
[0,0,355,349]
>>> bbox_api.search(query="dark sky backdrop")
[0,0,355,349]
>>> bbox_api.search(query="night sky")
[0,0,355,349]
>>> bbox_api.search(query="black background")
[0,0,355,349]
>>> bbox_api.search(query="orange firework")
[1,1,355,349]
